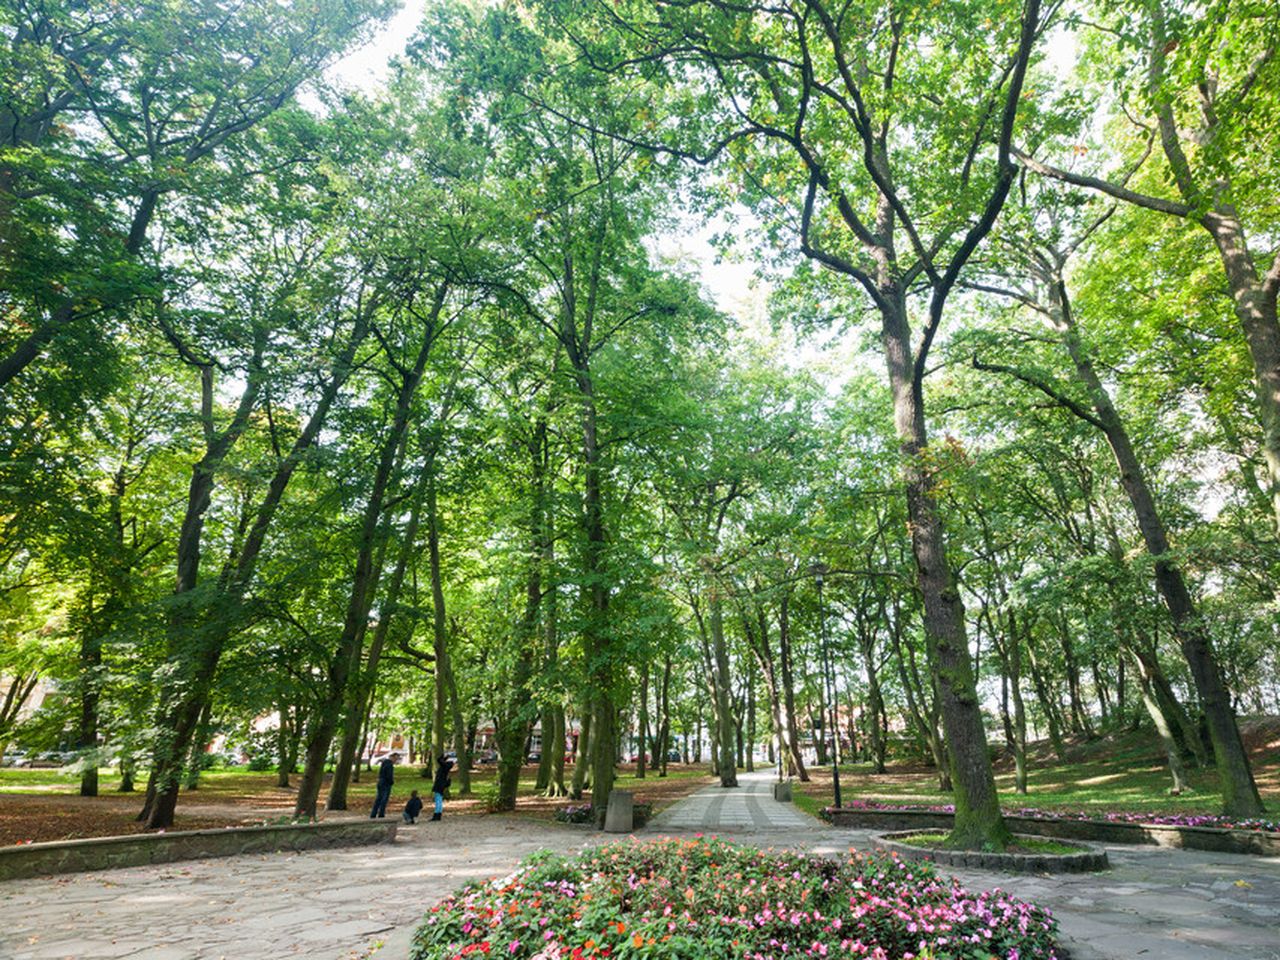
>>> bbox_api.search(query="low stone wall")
[0,818,398,882]
[826,807,1280,856]
[872,831,1108,874]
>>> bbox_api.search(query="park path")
[2,775,1278,960]
[649,768,812,831]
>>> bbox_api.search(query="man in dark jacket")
[370,752,399,818]
[430,755,454,821]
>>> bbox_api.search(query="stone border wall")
[872,831,1108,874]
[826,808,1280,856]
[0,819,398,882]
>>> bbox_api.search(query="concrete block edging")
[871,830,1109,874]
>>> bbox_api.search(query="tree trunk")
[1133,654,1193,794]
[495,426,546,811]
[1043,275,1263,815]
[658,656,671,776]
[882,297,1007,845]
[328,466,429,811]
[293,288,445,820]
[1026,636,1067,763]
[443,662,471,795]
[636,667,649,778]
[708,588,738,788]
[1006,612,1029,795]
[570,710,591,800]
[141,306,370,828]
[777,592,809,781]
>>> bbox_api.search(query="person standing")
[430,754,454,821]
[371,752,399,818]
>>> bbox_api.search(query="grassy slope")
[792,717,1280,821]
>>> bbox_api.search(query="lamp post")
[811,563,842,810]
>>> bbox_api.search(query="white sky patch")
[327,0,430,92]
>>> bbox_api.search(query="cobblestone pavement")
[4,775,1278,960]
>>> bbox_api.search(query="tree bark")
[293,286,445,820]
[141,302,371,828]
[881,296,1007,848]
[1039,274,1263,815]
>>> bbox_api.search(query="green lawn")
[792,723,1280,821]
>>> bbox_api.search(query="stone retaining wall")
[0,819,398,882]
[872,831,1108,874]
[826,808,1280,856]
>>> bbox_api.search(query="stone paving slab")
[649,770,813,831]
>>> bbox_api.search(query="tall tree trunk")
[445,656,471,795]
[276,698,295,788]
[658,655,672,776]
[293,287,445,820]
[1040,274,1263,815]
[777,592,809,781]
[78,614,104,797]
[141,345,265,826]
[570,710,591,800]
[1006,611,1029,795]
[327,464,429,811]
[708,589,738,787]
[636,667,649,779]
[495,425,546,811]
[1026,636,1067,763]
[547,707,567,795]
[1133,654,1193,794]
[141,305,370,828]
[880,313,998,827]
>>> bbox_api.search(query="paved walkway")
[649,769,812,831]
[3,776,1278,960]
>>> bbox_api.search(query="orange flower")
[632,933,644,948]
[615,922,626,935]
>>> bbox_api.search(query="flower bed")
[824,802,1280,856]
[836,799,1279,834]
[412,836,1060,959]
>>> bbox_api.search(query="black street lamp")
[811,563,842,810]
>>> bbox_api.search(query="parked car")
[476,749,498,765]
[667,750,682,763]
[2,749,31,767]
[526,750,541,764]
[30,750,75,768]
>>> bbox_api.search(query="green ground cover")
[792,725,1280,822]
[896,831,1082,855]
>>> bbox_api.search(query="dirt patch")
[0,793,257,846]
[0,766,715,846]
